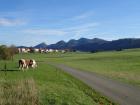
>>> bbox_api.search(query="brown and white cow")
[19,59,37,71]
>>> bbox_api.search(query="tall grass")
[0,78,39,105]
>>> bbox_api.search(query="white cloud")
[23,22,99,37]
[58,11,94,24]
[61,22,99,39]
[63,23,99,31]
[0,18,26,26]
[23,29,67,36]
[70,11,94,21]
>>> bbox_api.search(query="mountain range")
[46,38,108,50]
[23,38,140,52]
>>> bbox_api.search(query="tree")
[116,48,123,51]
[0,45,11,60]
[0,45,18,71]
[90,50,98,53]
[0,45,18,60]
[8,45,18,60]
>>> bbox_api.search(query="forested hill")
[46,38,140,51]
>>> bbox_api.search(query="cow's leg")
[19,64,23,70]
[22,65,24,71]
[26,65,29,70]
[20,65,22,69]
[19,65,21,69]
[23,63,27,71]
[19,60,22,69]
[23,64,27,71]
[25,63,29,71]
[35,64,37,68]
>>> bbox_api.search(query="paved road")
[51,63,140,105]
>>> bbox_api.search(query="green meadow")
[46,49,140,87]
[0,48,139,105]
[0,53,116,105]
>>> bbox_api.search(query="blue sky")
[0,0,140,46]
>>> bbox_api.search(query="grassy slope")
[46,49,140,86]
[0,53,116,105]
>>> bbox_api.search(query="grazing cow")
[19,59,37,71]
[29,59,37,68]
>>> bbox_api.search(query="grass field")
[0,53,116,105]
[0,48,139,105]
[46,49,140,87]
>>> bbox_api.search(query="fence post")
[4,62,7,76]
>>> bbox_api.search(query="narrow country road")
[51,63,140,105]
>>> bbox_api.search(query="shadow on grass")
[0,69,20,72]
